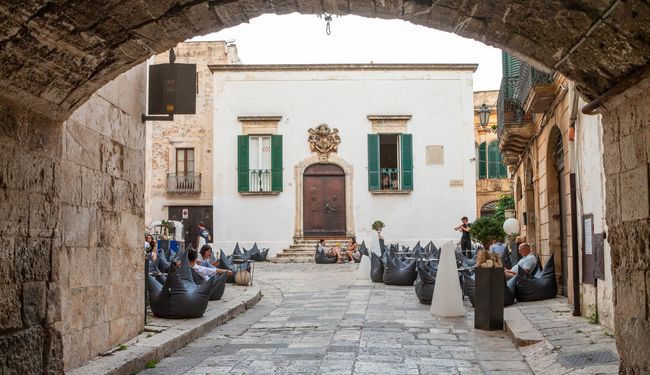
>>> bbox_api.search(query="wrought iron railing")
[380,168,399,190]
[167,173,201,193]
[249,169,272,192]
[516,62,555,109]
[497,77,533,142]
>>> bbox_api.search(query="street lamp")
[478,103,490,128]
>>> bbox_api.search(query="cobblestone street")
[143,263,532,374]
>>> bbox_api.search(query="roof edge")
[209,63,479,73]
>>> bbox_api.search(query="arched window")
[478,142,487,179]
[487,141,508,178]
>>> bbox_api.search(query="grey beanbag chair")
[515,255,557,302]
[146,251,217,319]
[370,251,385,282]
[415,261,437,304]
[359,241,369,257]
[383,254,417,286]
[315,247,338,264]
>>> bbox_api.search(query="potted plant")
[470,215,506,330]
[371,220,385,239]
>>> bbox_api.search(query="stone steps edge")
[67,286,262,375]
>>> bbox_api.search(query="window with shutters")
[368,133,413,192]
[238,134,283,193]
[168,148,201,193]
[477,141,507,179]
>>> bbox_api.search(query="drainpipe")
[568,86,581,317]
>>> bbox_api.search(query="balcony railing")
[497,77,532,141]
[167,173,201,193]
[249,169,272,192]
[380,168,400,190]
[516,62,555,113]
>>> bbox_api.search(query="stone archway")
[524,157,537,251]
[1,2,650,373]
[294,154,354,238]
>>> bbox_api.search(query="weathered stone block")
[46,282,62,325]
[605,173,621,227]
[109,315,141,347]
[619,165,649,222]
[619,132,647,172]
[62,204,98,247]
[63,326,90,370]
[28,197,59,238]
[81,286,107,330]
[22,281,47,326]
[0,236,15,284]
[16,237,51,282]
[0,325,45,374]
[0,284,22,330]
[60,161,82,205]
[64,119,101,171]
[89,322,110,359]
[0,190,29,237]
[100,138,124,179]
[603,141,621,176]
[44,325,64,374]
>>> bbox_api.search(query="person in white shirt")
[188,249,231,281]
[505,243,537,279]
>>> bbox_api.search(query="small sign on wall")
[182,208,189,219]
[449,179,464,187]
[426,145,444,165]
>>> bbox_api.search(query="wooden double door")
[303,164,346,237]
[168,205,213,248]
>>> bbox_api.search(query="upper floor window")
[176,148,195,175]
[237,135,283,193]
[478,141,507,179]
[368,133,413,192]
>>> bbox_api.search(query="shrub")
[470,216,505,250]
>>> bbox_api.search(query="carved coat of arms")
[308,124,340,162]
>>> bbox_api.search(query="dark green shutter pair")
[478,141,507,179]
[367,134,413,191]
[237,135,283,192]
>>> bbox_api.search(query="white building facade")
[210,64,478,256]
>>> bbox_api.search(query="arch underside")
[1,0,649,120]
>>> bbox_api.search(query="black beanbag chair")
[359,241,369,257]
[515,255,557,302]
[415,261,437,304]
[217,249,237,283]
[146,251,218,319]
[191,268,228,301]
[370,252,384,282]
[315,248,338,264]
[383,254,417,286]
[249,243,270,261]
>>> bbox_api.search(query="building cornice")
[209,63,478,73]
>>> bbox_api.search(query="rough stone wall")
[59,64,146,369]
[0,101,64,374]
[601,78,650,374]
[146,42,234,225]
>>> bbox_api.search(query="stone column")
[0,100,64,373]
[0,63,146,372]
[601,78,650,374]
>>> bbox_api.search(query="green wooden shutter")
[478,143,487,179]
[488,141,499,178]
[237,135,249,192]
[497,151,508,178]
[502,51,520,77]
[367,134,380,190]
[400,134,413,190]
[271,135,283,192]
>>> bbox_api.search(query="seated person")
[345,238,360,262]
[199,245,219,268]
[318,239,343,262]
[505,243,537,279]
[188,249,231,281]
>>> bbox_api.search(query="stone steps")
[272,237,350,263]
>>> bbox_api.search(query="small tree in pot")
[470,216,505,268]
[371,220,385,239]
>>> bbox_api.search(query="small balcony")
[249,169,272,192]
[497,77,535,166]
[517,62,555,114]
[167,173,201,193]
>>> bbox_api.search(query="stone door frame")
[294,154,354,238]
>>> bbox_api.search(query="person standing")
[196,221,212,249]
[454,216,472,257]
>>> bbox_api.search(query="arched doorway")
[546,127,568,296]
[480,201,498,217]
[303,164,346,237]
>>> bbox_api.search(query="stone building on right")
[498,52,614,330]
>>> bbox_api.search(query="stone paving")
[142,263,532,374]
[515,299,619,374]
